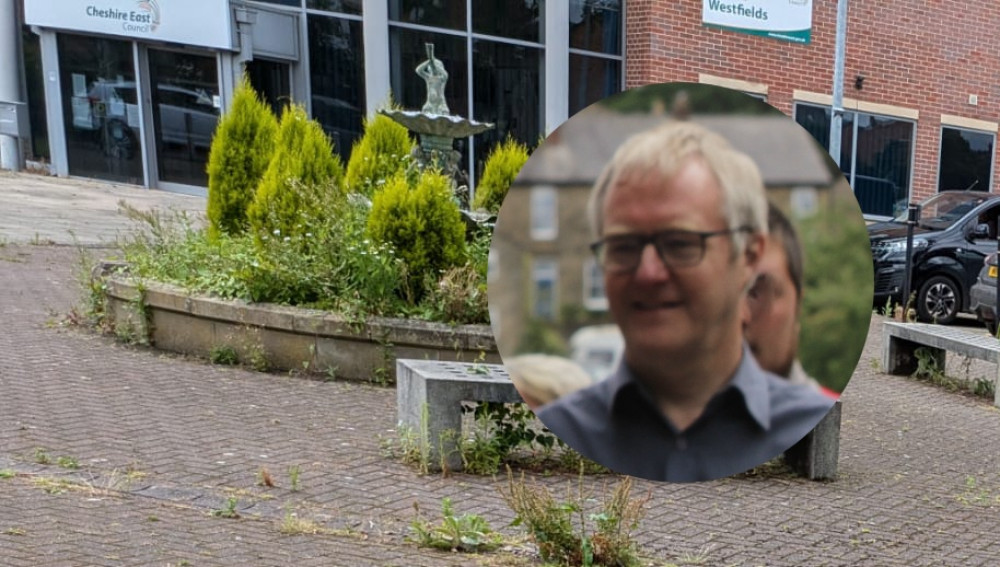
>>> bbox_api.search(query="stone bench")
[396,359,522,472]
[783,400,842,480]
[883,321,1000,408]
[397,358,843,479]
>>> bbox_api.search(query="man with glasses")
[535,121,835,482]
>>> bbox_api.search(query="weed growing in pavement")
[280,508,325,535]
[0,469,15,479]
[33,448,52,465]
[407,497,503,553]
[499,467,649,567]
[211,497,240,518]
[55,456,79,470]
[288,465,302,491]
[912,348,998,400]
[209,345,239,365]
[379,422,431,475]
[1,527,26,536]
[955,475,1000,507]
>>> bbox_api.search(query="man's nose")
[633,242,670,282]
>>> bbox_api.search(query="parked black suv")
[869,191,1000,324]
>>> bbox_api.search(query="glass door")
[57,34,143,184]
[147,49,221,188]
[246,59,291,117]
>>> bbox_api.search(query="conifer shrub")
[247,104,344,239]
[472,137,530,214]
[366,170,466,301]
[206,76,278,238]
[345,112,415,197]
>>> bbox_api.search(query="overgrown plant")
[206,75,278,238]
[500,469,648,567]
[247,103,345,240]
[472,136,530,214]
[366,170,466,302]
[408,497,503,553]
[344,111,415,197]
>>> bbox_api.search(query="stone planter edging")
[100,270,499,384]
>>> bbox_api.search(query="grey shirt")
[536,344,835,482]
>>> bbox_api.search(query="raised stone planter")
[98,268,499,383]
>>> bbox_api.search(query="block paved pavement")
[1,171,1000,565]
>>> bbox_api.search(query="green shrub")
[366,170,465,301]
[345,112,414,197]
[500,471,648,567]
[247,104,344,239]
[472,137,530,214]
[206,75,278,239]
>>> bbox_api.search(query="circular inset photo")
[488,82,873,482]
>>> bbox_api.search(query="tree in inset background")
[206,75,278,238]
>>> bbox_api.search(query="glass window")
[306,0,362,14]
[570,0,621,54]
[530,185,557,240]
[532,257,558,320]
[57,34,143,184]
[939,127,994,193]
[472,39,541,182]
[22,26,49,161]
[569,53,620,116]
[388,0,465,31]
[308,14,365,161]
[795,103,912,218]
[582,257,607,311]
[473,0,542,43]
[389,28,468,119]
[148,49,220,187]
[256,0,302,6]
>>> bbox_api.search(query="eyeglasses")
[590,227,753,273]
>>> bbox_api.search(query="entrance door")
[147,49,221,188]
[246,59,291,117]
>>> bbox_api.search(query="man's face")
[744,235,800,377]
[601,158,761,367]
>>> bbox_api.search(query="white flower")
[273,229,281,236]
[283,236,291,242]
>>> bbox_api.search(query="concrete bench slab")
[396,359,522,472]
[883,321,1000,407]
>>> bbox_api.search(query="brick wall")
[625,0,1000,203]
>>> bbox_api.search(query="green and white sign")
[703,0,813,44]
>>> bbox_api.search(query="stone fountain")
[380,43,495,214]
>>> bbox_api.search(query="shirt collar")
[606,342,773,430]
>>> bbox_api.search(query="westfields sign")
[25,0,233,50]
[703,0,813,44]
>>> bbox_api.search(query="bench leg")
[785,400,842,480]
[883,333,945,375]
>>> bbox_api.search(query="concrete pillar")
[0,0,23,170]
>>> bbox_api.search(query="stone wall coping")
[103,273,496,351]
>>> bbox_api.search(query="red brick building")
[623,0,1000,219]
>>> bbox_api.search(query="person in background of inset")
[535,120,834,482]
[505,354,594,410]
[744,202,839,400]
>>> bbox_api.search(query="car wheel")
[916,275,961,324]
